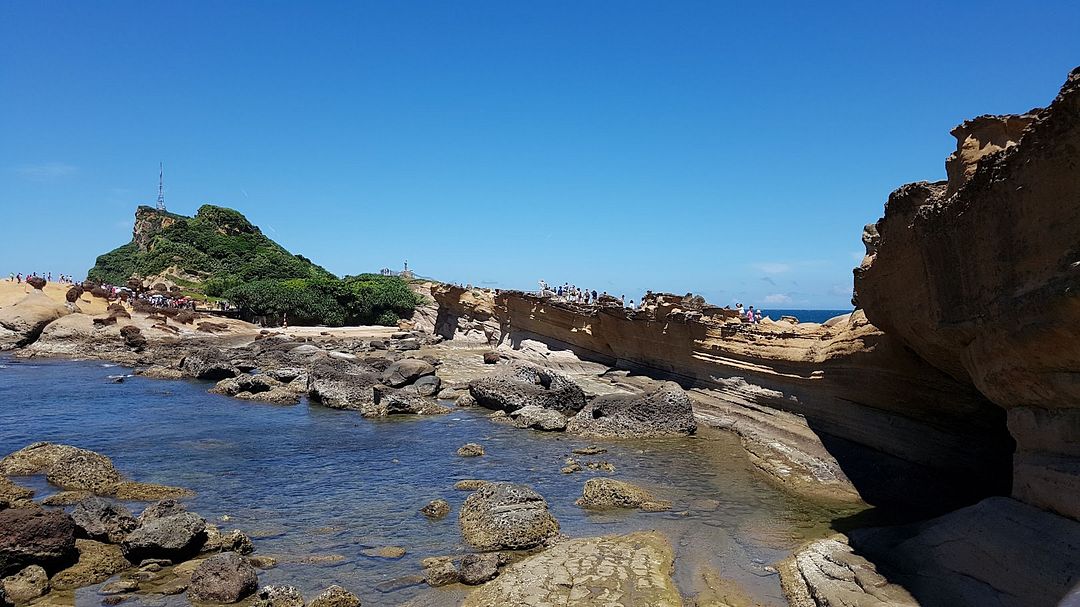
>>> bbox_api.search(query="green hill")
[88,204,333,289]
[88,205,421,326]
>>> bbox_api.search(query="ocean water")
[0,356,856,606]
[760,309,853,324]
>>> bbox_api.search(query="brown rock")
[1,565,49,603]
[420,499,450,520]
[309,585,361,607]
[458,483,559,551]
[187,553,258,603]
[50,540,129,590]
[0,508,76,577]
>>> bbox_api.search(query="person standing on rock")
[736,303,744,318]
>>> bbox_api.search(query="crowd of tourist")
[537,279,766,324]
[8,272,78,284]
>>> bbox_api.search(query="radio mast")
[156,162,166,211]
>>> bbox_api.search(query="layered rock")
[461,531,681,607]
[433,286,1012,510]
[0,291,74,346]
[855,67,1080,520]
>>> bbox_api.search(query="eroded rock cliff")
[432,285,1012,512]
[856,67,1080,521]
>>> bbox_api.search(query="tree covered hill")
[88,205,421,326]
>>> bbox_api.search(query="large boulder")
[0,508,76,577]
[565,382,696,438]
[458,483,559,551]
[508,405,568,431]
[380,359,435,387]
[468,362,586,415]
[121,512,207,562]
[180,349,240,381]
[70,498,136,543]
[306,358,382,412]
[188,552,258,603]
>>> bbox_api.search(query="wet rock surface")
[461,531,681,607]
[575,478,671,512]
[70,497,136,544]
[121,511,207,563]
[309,584,362,607]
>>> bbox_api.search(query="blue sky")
[2,1,1078,308]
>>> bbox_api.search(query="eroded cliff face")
[432,285,1012,512]
[856,67,1080,520]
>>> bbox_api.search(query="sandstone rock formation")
[434,286,1011,511]
[0,291,73,345]
[855,67,1080,521]
[461,531,681,607]
[575,478,670,512]
[458,483,559,551]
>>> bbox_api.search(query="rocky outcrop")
[1,565,49,604]
[49,540,128,590]
[187,552,258,603]
[782,497,1080,607]
[575,478,670,512]
[566,381,696,437]
[461,531,681,607]
[432,285,506,344]
[468,362,586,415]
[0,509,76,577]
[0,291,73,345]
[121,512,207,562]
[458,483,559,551]
[855,67,1080,521]
[309,585,361,607]
[70,498,136,544]
[433,287,1012,511]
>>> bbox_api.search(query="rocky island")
[1,67,1078,607]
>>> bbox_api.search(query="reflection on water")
[0,357,859,606]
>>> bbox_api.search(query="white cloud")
[752,262,792,274]
[764,293,793,304]
[12,162,77,181]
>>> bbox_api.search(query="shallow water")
[0,356,856,606]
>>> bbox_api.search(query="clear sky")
[2,2,1078,308]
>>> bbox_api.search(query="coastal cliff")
[431,285,1012,511]
[856,67,1080,521]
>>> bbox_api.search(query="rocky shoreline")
[3,66,1080,607]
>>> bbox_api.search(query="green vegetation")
[88,205,422,326]
[224,274,423,327]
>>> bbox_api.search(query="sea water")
[0,356,856,606]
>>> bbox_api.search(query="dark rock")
[420,499,451,520]
[412,375,442,397]
[65,287,83,303]
[121,512,206,563]
[483,351,500,364]
[180,350,240,381]
[188,552,258,603]
[380,359,435,387]
[0,508,77,577]
[306,359,381,412]
[458,553,500,585]
[25,277,45,290]
[458,483,559,551]
[468,362,586,415]
[71,498,137,544]
[566,382,696,437]
[456,443,484,457]
[136,500,184,525]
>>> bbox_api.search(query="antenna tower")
[156,163,166,211]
